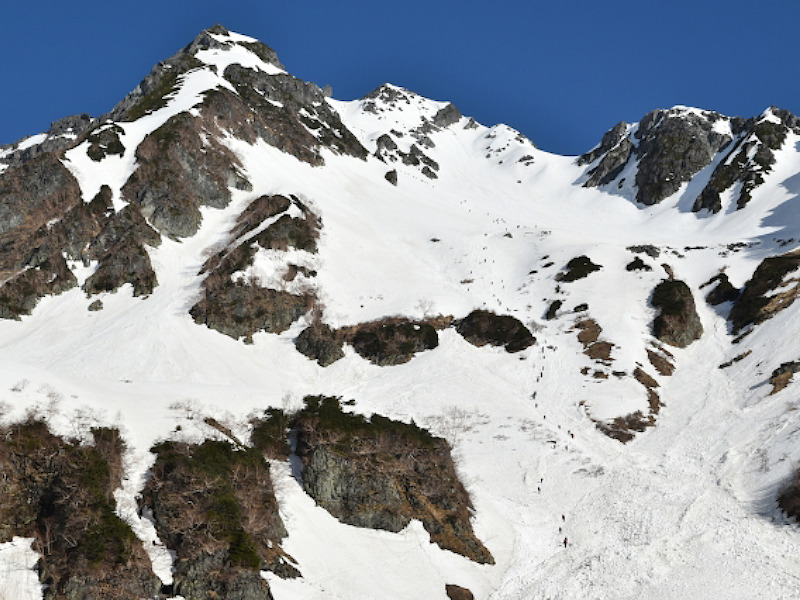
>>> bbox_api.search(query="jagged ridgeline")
[5,20,800,599]
[0,24,366,321]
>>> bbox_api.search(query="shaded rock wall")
[294,396,494,564]
[651,279,702,347]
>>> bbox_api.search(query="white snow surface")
[3,37,800,599]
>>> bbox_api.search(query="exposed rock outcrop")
[633,108,733,206]
[345,318,439,365]
[574,318,613,363]
[694,109,800,212]
[121,111,251,238]
[729,250,800,334]
[295,322,345,366]
[0,114,95,168]
[142,439,297,600]
[190,194,318,339]
[701,272,739,306]
[556,256,602,282]
[294,396,494,564]
[0,420,161,600]
[455,309,535,353]
[650,279,702,347]
[83,203,161,297]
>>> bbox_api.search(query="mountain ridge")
[2,24,800,600]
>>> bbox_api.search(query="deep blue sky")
[2,0,798,155]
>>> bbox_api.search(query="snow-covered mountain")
[2,24,800,599]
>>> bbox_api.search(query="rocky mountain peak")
[581,103,800,210]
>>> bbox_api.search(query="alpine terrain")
[2,25,800,599]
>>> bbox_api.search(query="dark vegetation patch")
[250,408,292,459]
[455,309,535,353]
[295,320,345,366]
[651,279,703,347]
[626,256,652,272]
[556,256,602,282]
[346,319,439,365]
[729,251,800,334]
[701,273,740,306]
[293,396,493,564]
[0,419,160,599]
[142,439,297,599]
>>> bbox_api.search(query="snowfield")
[3,28,800,600]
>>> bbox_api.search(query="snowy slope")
[3,26,800,600]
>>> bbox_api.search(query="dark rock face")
[83,204,161,297]
[86,124,125,162]
[626,256,652,272]
[578,121,628,166]
[456,309,535,352]
[218,65,367,165]
[142,440,296,600]
[544,300,562,321]
[583,137,633,187]
[190,194,317,339]
[0,153,86,317]
[768,360,800,394]
[729,251,800,333]
[433,103,462,128]
[702,273,739,306]
[0,421,160,600]
[582,108,745,206]
[633,109,732,206]
[122,111,251,238]
[779,470,800,524]
[0,161,162,317]
[294,396,494,564]
[0,153,83,253]
[295,323,344,366]
[0,114,96,168]
[693,109,800,213]
[106,27,244,123]
[556,256,602,282]
[347,319,439,365]
[651,279,702,347]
